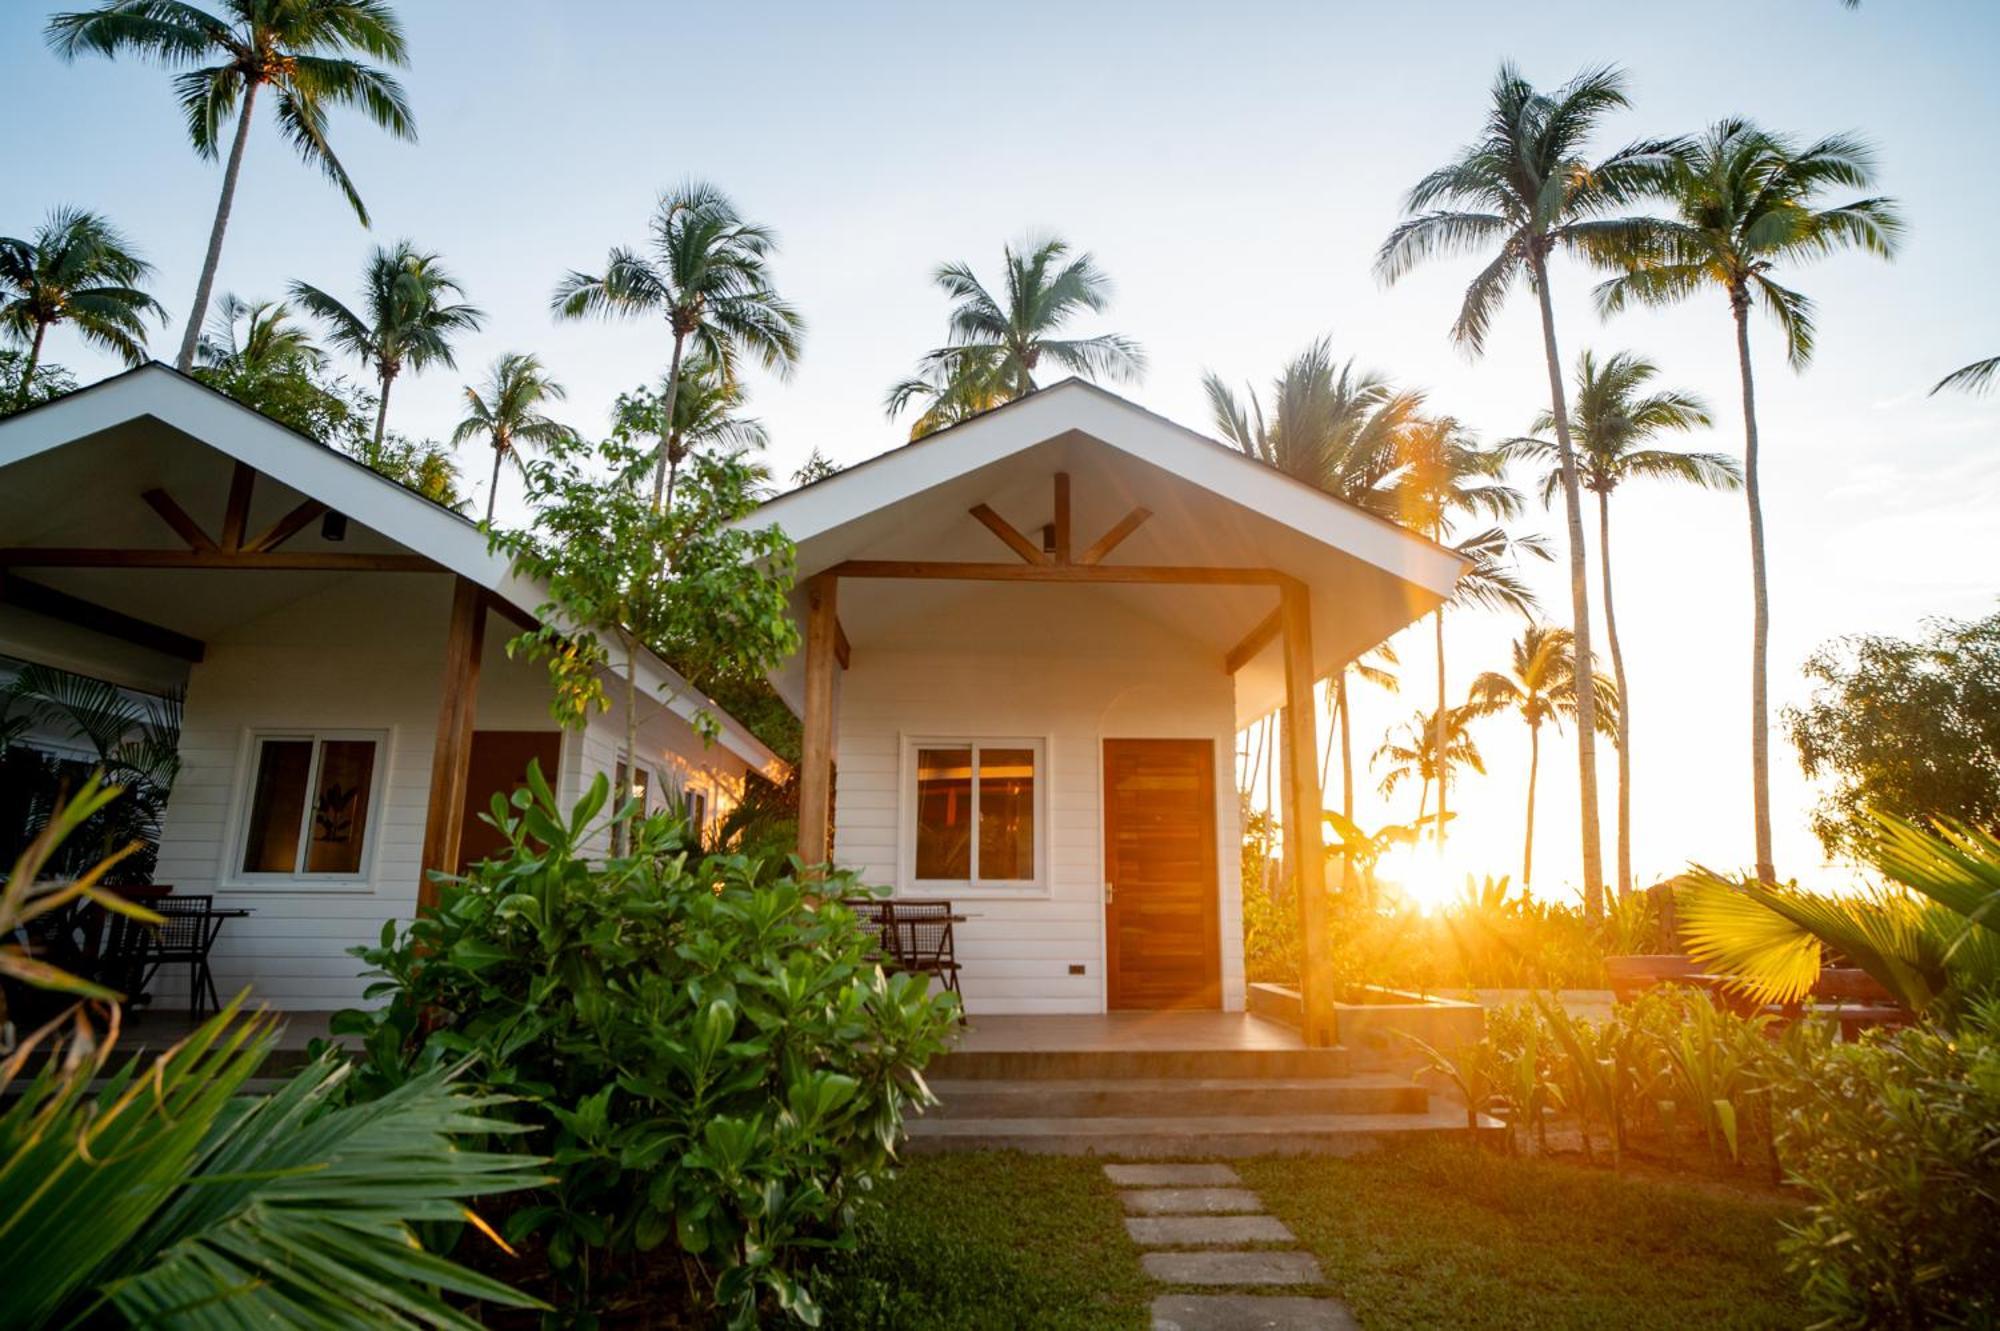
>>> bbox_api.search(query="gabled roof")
[755,378,1464,590]
[0,363,785,777]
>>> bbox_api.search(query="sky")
[5,0,1997,902]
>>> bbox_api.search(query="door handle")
[1104,881,1116,904]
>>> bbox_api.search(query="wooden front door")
[454,730,562,872]
[1103,738,1221,1009]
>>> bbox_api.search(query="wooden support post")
[797,574,838,870]
[418,577,485,911]
[1053,471,1071,564]
[1279,581,1334,1047]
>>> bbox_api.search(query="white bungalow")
[0,365,786,1011]
[749,379,1463,1043]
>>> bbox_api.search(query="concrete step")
[928,1074,1427,1119]
[906,1104,1496,1157]
[928,1045,1353,1082]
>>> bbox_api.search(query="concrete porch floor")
[955,1011,1308,1053]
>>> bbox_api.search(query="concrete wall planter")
[1247,981,1485,1069]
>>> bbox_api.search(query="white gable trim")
[749,378,1464,596]
[0,364,786,778]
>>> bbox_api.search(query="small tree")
[1784,610,2000,856]
[495,430,796,852]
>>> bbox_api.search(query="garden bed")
[1247,980,1485,1067]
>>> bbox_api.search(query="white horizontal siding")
[831,596,1241,1016]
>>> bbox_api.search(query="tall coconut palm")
[1931,356,1997,396]
[290,241,484,462]
[1393,416,1541,854]
[552,180,802,510]
[196,292,326,375]
[1325,643,1399,826]
[1595,119,1901,883]
[451,353,572,525]
[1,207,162,409]
[46,1,416,372]
[610,349,771,515]
[1376,63,1682,918]
[1506,350,1735,896]
[888,235,1145,439]
[1375,702,1486,828]
[1471,624,1619,887]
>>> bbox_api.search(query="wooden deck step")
[928,1045,1353,1082]
[927,1074,1427,1119]
[906,1105,1494,1157]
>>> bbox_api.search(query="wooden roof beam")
[1078,506,1152,566]
[140,488,218,553]
[1224,606,1282,674]
[968,503,1047,565]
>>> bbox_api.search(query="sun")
[1373,840,1491,915]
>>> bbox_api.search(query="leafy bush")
[337,766,960,1327]
[1771,1001,2000,1329]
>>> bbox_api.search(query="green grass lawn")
[1242,1142,1805,1331]
[820,1144,1803,1330]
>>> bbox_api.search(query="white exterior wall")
[151,574,752,1010]
[832,608,1243,1015]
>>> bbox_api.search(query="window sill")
[899,884,1050,901]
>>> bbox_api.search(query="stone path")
[1109,1162,1358,1331]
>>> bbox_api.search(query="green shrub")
[1771,1001,2000,1329]
[336,766,960,1327]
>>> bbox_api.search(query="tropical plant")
[1772,1000,2000,1329]
[451,352,572,524]
[1375,702,1486,827]
[1325,644,1399,865]
[1,773,154,1007]
[1,207,162,409]
[1595,118,1901,883]
[609,347,770,515]
[1783,609,2000,855]
[1678,811,2000,1023]
[553,180,803,509]
[292,240,485,461]
[1322,808,1434,908]
[494,431,796,854]
[1931,354,1997,396]
[791,447,841,485]
[46,0,416,371]
[335,767,959,1325]
[0,349,78,415]
[887,234,1144,439]
[1471,624,1618,888]
[1506,350,1731,896]
[1377,63,1682,917]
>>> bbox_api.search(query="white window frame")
[224,728,390,891]
[898,735,1048,898]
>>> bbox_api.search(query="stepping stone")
[1107,1163,1242,1188]
[1151,1293,1359,1330]
[1143,1250,1324,1286]
[1126,1214,1295,1246]
[1121,1187,1264,1215]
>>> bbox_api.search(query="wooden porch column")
[1279,580,1334,1046]
[418,577,485,910]
[797,574,838,869]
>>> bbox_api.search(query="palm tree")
[1325,643,1399,839]
[888,235,1145,439]
[1931,356,1997,396]
[196,292,326,375]
[1206,338,1423,885]
[552,180,802,510]
[47,1,416,372]
[1375,702,1486,827]
[1471,624,1619,887]
[1393,416,1540,853]
[1595,119,1901,883]
[611,349,772,516]
[1506,350,1735,896]
[1,207,162,409]
[451,353,573,525]
[291,241,485,462]
[1376,63,1681,918]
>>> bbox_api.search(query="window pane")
[616,763,651,815]
[242,739,313,873]
[914,747,972,880]
[304,740,376,874]
[978,747,1036,880]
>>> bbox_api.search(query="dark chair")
[129,895,226,1018]
[841,897,899,967]
[889,899,965,1019]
